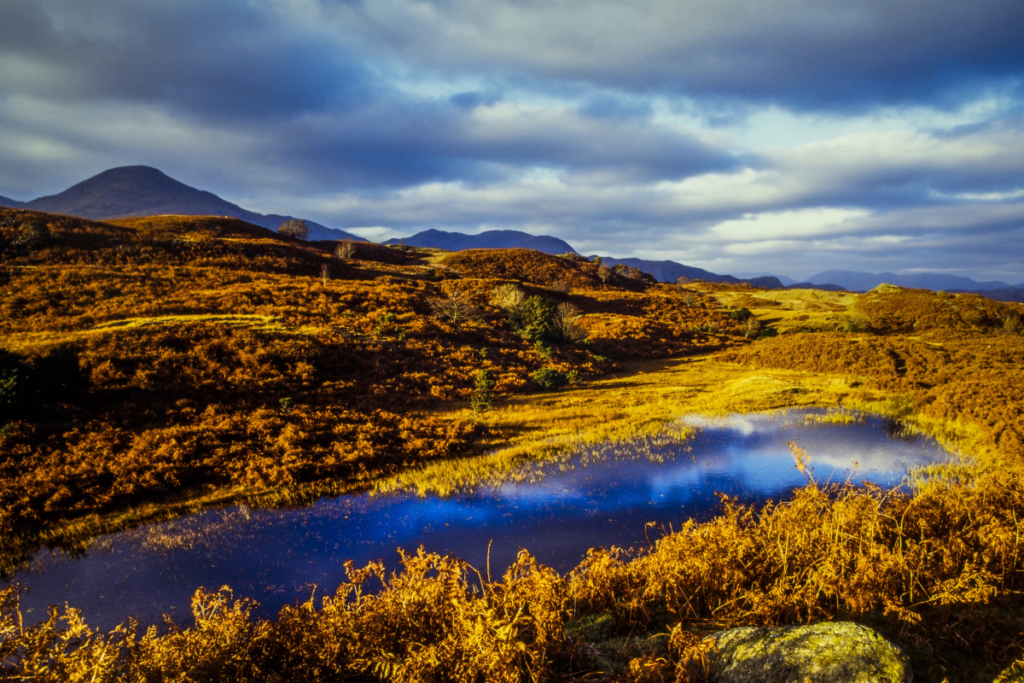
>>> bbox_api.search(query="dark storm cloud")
[325,0,1024,112]
[0,0,374,121]
[1,0,1023,281]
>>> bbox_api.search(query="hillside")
[0,166,365,242]
[385,228,575,254]
[5,209,1024,682]
[0,208,737,563]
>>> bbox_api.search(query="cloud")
[0,0,1023,282]
[322,0,1024,112]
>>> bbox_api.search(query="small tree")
[550,279,572,294]
[490,284,527,310]
[278,218,309,240]
[336,241,356,260]
[320,264,330,285]
[429,290,481,325]
[470,369,496,413]
[597,264,612,283]
[550,302,587,344]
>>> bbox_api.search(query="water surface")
[7,409,952,631]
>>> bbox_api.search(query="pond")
[6,409,954,631]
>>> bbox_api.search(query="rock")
[709,622,911,683]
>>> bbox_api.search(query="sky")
[1,0,1023,282]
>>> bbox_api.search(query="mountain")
[594,256,784,289]
[0,195,25,209]
[384,229,575,254]
[0,166,365,242]
[785,282,849,292]
[808,270,1010,293]
[958,286,1024,304]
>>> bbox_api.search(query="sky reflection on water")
[7,409,952,631]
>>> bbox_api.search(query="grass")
[376,355,981,498]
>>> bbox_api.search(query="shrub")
[742,316,763,339]
[335,241,356,260]
[277,219,309,240]
[565,369,583,385]
[508,296,557,342]
[531,367,566,390]
[558,252,588,263]
[490,284,527,310]
[16,220,52,252]
[550,279,572,295]
[0,350,23,416]
[470,369,496,413]
[729,307,752,321]
[679,291,698,308]
[429,291,481,325]
[549,302,587,345]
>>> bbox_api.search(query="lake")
[6,409,953,631]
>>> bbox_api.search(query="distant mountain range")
[807,270,1016,292]
[592,256,784,289]
[384,229,575,255]
[0,166,365,242]
[5,167,1020,300]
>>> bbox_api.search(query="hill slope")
[0,166,365,242]
[385,229,575,254]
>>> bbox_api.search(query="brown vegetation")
[5,211,1024,681]
[0,209,734,566]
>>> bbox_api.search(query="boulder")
[709,622,911,683]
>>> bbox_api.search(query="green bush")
[531,367,567,390]
[0,345,87,419]
[508,296,557,342]
[470,369,496,413]
[729,307,752,321]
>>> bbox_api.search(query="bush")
[0,350,23,416]
[15,220,52,252]
[429,291,481,325]
[679,291,698,307]
[0,345,87,418]
[335,241,356,260]
[549,279,572,295]
[508,296,557,342]
[470,369,496,413]
[277,219,309,240]
[729,307,752,321]
[742,316,763,339]
[549,302,587,345]
[531,367,567,390]
[490,284,527,310]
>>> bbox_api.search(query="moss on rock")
[710,622,911,683]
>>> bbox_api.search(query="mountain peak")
[0,166,364,242]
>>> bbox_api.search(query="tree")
[336,241,356,260]
[278,218,309,240]
[429,290,481,325]
[597,264,612,283]
[470,369,496,413]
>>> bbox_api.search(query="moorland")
[2,207,1024,682]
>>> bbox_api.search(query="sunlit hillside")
[3,208,1024,682]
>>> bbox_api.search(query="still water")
[7,409,953,631]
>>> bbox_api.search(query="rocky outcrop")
[709,622,911,683]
